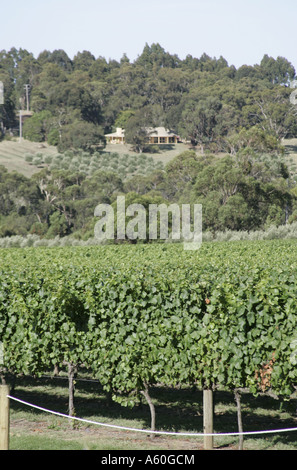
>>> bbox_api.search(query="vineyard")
[1,239,297,449]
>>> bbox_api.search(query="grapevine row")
[0,239,297,430]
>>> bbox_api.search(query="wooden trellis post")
[0,385,10,450]
[203,389,214,450]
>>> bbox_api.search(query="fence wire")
[7,394,297,438]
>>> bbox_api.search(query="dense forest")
[0,43,297,240]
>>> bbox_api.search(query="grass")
[103,142,190,166]
[0,139,189,178]
[0,138,58,177]
[6,372,297,451]
[1,138,297,180]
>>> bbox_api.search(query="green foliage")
[47,128,60,146]
[45,211,69,238]
[58,121,105,152]
[180,96,222,150]
[23,111,53,142]
[115,109,135,129]
[0,146,296,238]
[0,43,297,240]
[1,44,295,152]
[1,240,297,406]
[27,149,164,180]
[260,54,295,85]
[124,112,152,153]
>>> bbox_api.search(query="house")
[105,127,180,145]
[147,127,180,144]
[105,128,125,144]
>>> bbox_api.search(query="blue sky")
[1,0,297,71]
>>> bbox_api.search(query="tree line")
[0,145,296,239]
[0,44,297,151]
[0,44,297,238]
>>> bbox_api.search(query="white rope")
[7,394,297,438]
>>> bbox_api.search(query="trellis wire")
[7,394,297,438]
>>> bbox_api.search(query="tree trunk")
[141,384,156,439]
[106,390,113,408]
[10,374,16,395]
[234,388,244,450]
[0,370,6,386]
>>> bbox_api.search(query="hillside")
[0,138,296,179]
[0,139,59,177]
[283,137,297,173]
[0,139,190,177]
[1,46,296,161]
[0,136,296,239]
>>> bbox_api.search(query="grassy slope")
[0,138,59,177]
[103,142,191,165]
[0,138,296,179]
[0,139,190,177]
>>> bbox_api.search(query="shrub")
[32,156,43,166]
[44,155,53,164]
[25,154,33,163]
[47,128,60,146]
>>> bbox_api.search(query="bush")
[44,155,53,164]
[58,121,106,152]
[32,156,43,166]
[47,128,60,146]
[23,110,53,142]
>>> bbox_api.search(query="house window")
[160,137,166,143]
[169,137,175,143]
[153,137,158,144]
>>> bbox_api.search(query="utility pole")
[19,110,22,142]
[0,81,4,135]
[24,84,30,112]
[0,81,3,105]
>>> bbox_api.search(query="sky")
[1,0,297,71]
